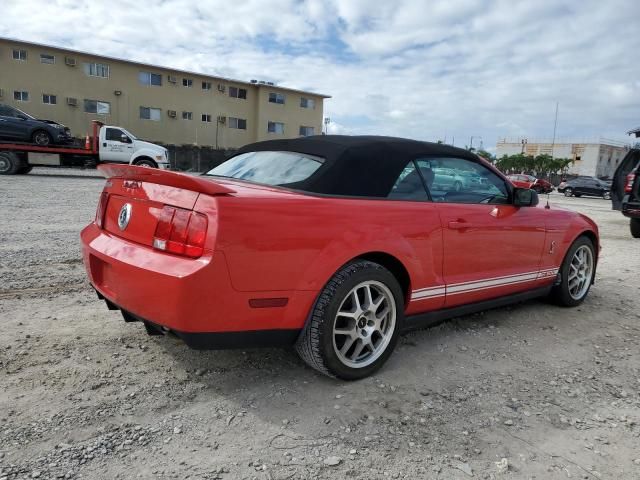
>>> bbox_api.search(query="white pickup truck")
[0,120,170,175]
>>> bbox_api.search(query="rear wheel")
[133,158,157,168]
[0,152,21,175]
[564,188,573,197]
[32,130,52,146]
[295,260,403,380]
[550,236,595,306]
[631,218,640,239]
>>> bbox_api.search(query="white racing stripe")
[410,267,559,301]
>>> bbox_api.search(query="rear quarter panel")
[213,194,444,302]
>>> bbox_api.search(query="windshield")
[120,128,137,140]
[13,107,35,120]
[206,151,324,187]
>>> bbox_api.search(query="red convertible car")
[507,174,554,194]
[81,136,599,379]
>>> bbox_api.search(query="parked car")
[557,177,611,199]
[611,148,640,238]
[507,174,554,193]
[0,103,73,146]
[82,136,599,379]
[432,167,489,191]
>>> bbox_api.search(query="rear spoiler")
[97,164,235,196]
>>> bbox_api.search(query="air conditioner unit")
[217,84,226,93]
[217,115,226,124]
[250,79,258,83]
[167,110,177,118]
[267,82,274,86]
[167,75,177,83]
[67,97,78,106]
[64,56,76,66]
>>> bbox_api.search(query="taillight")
[95,191,109,228]
[625,173,636,193]
[152,206,208,258]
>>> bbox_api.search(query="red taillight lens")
[95,191,109,228]
[153,206,208,258]
[625,173,636,193]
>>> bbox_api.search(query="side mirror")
[513,188,539,207]
[121,134,130,143]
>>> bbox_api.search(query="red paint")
[81,164,599,338]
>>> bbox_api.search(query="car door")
[102,127,135,163]
[424,156,547,308]
[0,105,25,140]
[612,149,640,210]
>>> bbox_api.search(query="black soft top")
[235,135,479,197]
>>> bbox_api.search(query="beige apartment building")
[496,137,630,178]
[0,37,330,148]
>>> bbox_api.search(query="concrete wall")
[0,38,327,148]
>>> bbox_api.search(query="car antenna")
[544,192,551,209]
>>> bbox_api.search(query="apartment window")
[268,121,285,134]
[229,117,247,130]
[202,114,212,123]
[229,87,247,99]
[139,106,161,121]
[202,81,212,90]
[268,92,285,104]
[12,49,27,61]
[40,54,55,64]
[138,71,162,86]
[84,99,111,114]
[42,94,57,105]
[182,111,193,120]
[14,91,29,102]
[182,78,193,87]
[299,126,315,136]
[83,62,110,78]
[300,97,315,109]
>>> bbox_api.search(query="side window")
[425,156,509,204]
[105,128,124,141]
[387,161,429,200]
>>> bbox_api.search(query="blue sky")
[2,0,639,151]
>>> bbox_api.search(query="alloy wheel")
[332,280,396,369]
[34,132,50,145]
[567,245,593,300]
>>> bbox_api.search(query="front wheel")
[602,191,611,200]
[631,218,640,238]
[564,188,573,197]
[32,130,52,146]
[295,260,403,380]
[550,236,596,307]
[133,158,158,168]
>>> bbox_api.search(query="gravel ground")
[1,168,639,480]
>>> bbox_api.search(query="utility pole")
[551,102,559,159]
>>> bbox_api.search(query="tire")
[295,260,404,380]
[602,191,611,200]
[453,181,463,192]
[564,188,573,197]
[0,152,21,175]
[549,236,596,307]
[631,218,640,239]
[133,158,157,168]
[32,130,52,146]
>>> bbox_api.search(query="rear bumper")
[81,223,315,347]
[622,195,640,218]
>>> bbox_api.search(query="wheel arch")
[354,251,411,305]
[131,155,158,167]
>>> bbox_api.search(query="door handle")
[448,220,470,229]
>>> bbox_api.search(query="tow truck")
[0,121,169,175]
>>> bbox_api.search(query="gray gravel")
[1,172,639,479]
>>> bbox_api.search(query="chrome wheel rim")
[34,132,50,145]
[568,245,593,300]
[0,156,9,173]
[333,280,396,369]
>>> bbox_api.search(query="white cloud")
[1,0,638,148]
